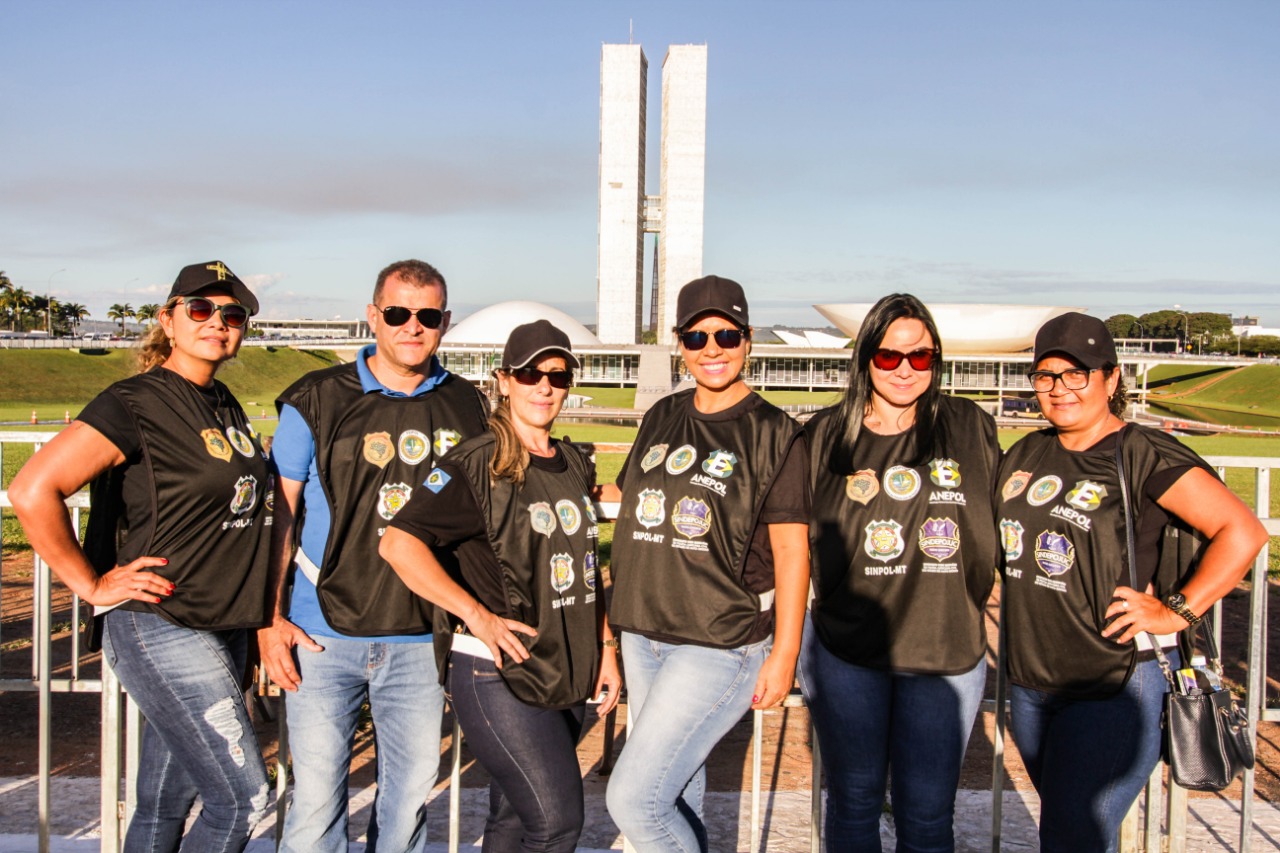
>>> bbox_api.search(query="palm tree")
[60,302,90,336]
[107,302,135,336]
[2,287,35,331]
[136,303,161,327]
[0,270,12,292]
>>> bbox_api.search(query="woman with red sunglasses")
[800,292,1000,852]
[604,276,810,852]
[10,262,272,852]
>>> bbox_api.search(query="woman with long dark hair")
[381,320,621,853]
[11,262,271,852]
[801,293,999,852]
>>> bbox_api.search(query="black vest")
[806,396,999,674]
[445,436,601,708]
[609,390,800,648]
[277,363,489,636]
[998,424,1206,697]
[85,369,271,630]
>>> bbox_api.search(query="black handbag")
[1113,431,1256,792]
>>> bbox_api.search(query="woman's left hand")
[750,647,798,710]
[592,647,622,715]
[1102,585,1190,643]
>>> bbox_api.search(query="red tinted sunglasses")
[871,348,938,371]
[178,297,250,329]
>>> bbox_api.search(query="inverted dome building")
[814,303,1083,354]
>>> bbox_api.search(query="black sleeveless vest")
[445,435,601,708]
[277,362,489,635]
[609,390,800,648]
[85,368,271,630]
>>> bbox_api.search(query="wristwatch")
[1165,593,1202,626]
[602,638,620,650]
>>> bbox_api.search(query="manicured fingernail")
[752,695,760,703]
[153,597,162,603]
[161,559,169,565]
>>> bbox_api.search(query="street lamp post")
[1172,305,1190,354]
[46,268,66,335]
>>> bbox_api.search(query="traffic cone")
[31,410,38,424]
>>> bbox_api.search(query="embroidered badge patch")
[556,499,581,535]
[550,553,575,594]
[701,449,738,479]
[1065,480,1108,512]
[1000,518,1024,561]
[637,489,666,529]
[433,428,462,457]
[424,468,451,494]
[582,495,598,524]
[918,517,961,561]
[671,496,712,538]
[378,483,412,520]
[584,553,597,590]
[1034,531,1075,577]
[397,430,429,465]
[229,475,258,515]
[226,426,256,458]
[884,466,921,501]
[528,501,556,537]
[1027,476,1063,507]
[265,476,275,513]
[864,520,906,562]
[666,444,697,475]
[363,432,395,469]
[640,443,669,472]
[1002,470,1033,502]
[845,469,880,504]
[929,458,962,489]
[202,428,233,462]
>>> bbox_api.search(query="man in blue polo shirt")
[260,259,488,852]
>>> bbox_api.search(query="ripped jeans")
[103,609,270,853]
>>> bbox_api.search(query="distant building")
[253,318,369,338]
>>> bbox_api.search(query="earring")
[167,337,175,347]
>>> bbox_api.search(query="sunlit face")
[159,288,244,366]
[366,274,449,374]
[678,312,749,393]
[497,354,569,433]
[1033,354,1119,432]
[868,317,934,410]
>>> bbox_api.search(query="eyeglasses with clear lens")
[379,306,444,329]
[179,297,250,329]
[1028,368,1097,392]
[510,367,574,390]
[680,328,747,351]
[871,348,937,371]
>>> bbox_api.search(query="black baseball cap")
[167,261,259,315]
[501,320,581,370]
[1033,312,1117,369]
[675,275,749,330]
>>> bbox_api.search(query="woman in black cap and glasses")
[11,262,272,852]
[800,293,999,852]
[603,276,810,852]
[381,320,620,853]
[997,312,1266,852]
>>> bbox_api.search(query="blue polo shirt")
[272,345,448,642]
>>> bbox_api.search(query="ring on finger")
[1121,599,1129,610]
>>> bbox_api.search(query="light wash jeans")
[606,633,770,853]
[280,636,445,853]
[102,609,270,853]
[797,616,987,853]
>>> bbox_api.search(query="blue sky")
[3,1,1277,328]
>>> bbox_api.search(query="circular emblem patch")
[229,475,258,515]
[528,502,556,537]
[378,483,412,520]
[884,466,921,501]
[202,428,233,462]
[637,489,666,529]
[226,427,256,458]
[398,430,429,465]
[556,499,581,535]
[845,469,880,504]
[640,443,669,473]
[1027,475,1063,507]
[863,519,905,562]
[363,432,395,469]
[550,553,575,594]
[666,445,697,475]
[671,496,712,538]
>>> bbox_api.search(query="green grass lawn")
[571,386,636,408]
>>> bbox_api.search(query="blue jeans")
[1009,653,1177,853]
[280,636,445,853]
[102,609,270,853]
[447,655,587,853]
[606,633,770,853]
[797,617,986,853]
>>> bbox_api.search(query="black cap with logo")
[1033,312,1117,369]
[167,261,259,315]
[502,320,581,370]
[675,275,749,330]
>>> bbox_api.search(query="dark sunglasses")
[178,297,250,329]
[379,305,445,329]
[508,367,574,390]
[871,348,938,371]
[679,328,748,350]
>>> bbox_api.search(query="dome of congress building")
[444,301,602,347]
[814,303,1085,354]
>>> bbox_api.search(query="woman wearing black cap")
[380,319,620,853]
[800,293,999,852]
[603,276,810,852]
[997,312,1266,852]
[11,262,272,852]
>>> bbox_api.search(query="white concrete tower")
[596,44,647,345]
[656,44,707,335]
